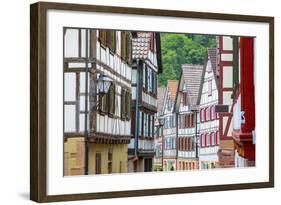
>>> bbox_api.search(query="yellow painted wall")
[64,137,85,176]
[88,143,128,175]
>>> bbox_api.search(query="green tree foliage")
[159,33,216,86]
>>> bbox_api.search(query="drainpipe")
[84,30,89,175]
[175,112,179,170]
[134,60,140,158]
[195,110,199,164]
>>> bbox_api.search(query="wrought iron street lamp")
[158,115,165,127]
[84,72,112,175]
[97,74,113,95]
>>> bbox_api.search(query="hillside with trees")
[159,34,216,86]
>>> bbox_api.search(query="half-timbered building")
[197,49,220,169]
[162,80,178,171]
[128,32,162,172]
[153,87,166,171]
[174,65,203,171]
[217,36,236,168]
[220,36,256,167]
[63,28,132,175]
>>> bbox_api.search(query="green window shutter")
[99,30,107,46]
[106,31,116,53]
[126,91,131,120]
[99,93,108,114]
[121,89,125,120]
[126,33,132,65]
[121,32,126,61]
[108,84,115,115]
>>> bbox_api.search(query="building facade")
[128,32,162,172]
[162,80,179,171]
[217,36,236,168]
[231,37,256,167]
[197,49,220,170]
[174,65,203,171]
[63,28,132,175]
[153,87,166,171]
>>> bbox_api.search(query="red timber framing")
[233,37,255,162]
[218,36,236,168]
[218,36,233,141]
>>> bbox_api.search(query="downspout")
[84,29,89,175]
[195,110,199,160]
[175,112,179,170]
[134,60,140,158]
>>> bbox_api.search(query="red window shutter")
[210,106,213,121]
[200,109,202,122]
[207,107,209,121]
[205,133,208,147]
[183,137,186,150]
[187,115,190,128]
[185,138,188,151]
[210,133,213,146]
[216,131,220,145]
[204,108,207,121]
[191,114,194,127]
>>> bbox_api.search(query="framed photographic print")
[30,1,274,202]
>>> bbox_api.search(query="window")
[142,64,146,89]
[182,138,186,151]
[216,131,220,145]
[204,107,208,121]
[143,113,147,136]
[138,112,142,136]
[147,68,151,93]
[106,31,116,52]
[121,32,132,64]
[201,133,206,147]
[108,84,116,116]
[121,89,131,120]
[126,91,131,120]
[206,133,210,146]
[98,30,107,46]
[191,113,195,127]
[187,138,191,151]
[95,153,102,174]
[187,114,190,128]
[99,92,108,114]
[200,108,204,122]
[183,92,188,106]
[211,105,215,120]
[208,80,212,96]
[212,132,216,146]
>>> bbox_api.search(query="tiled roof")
[181,64,203,106]
[167,80,179,103]
[197,48,218,105]
[157,87,166,113]
[207,48,218,75]
[132,32,152,59]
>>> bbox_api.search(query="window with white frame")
[212,132,216,146]
[206,133,210,146]
[138,112,142,136]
